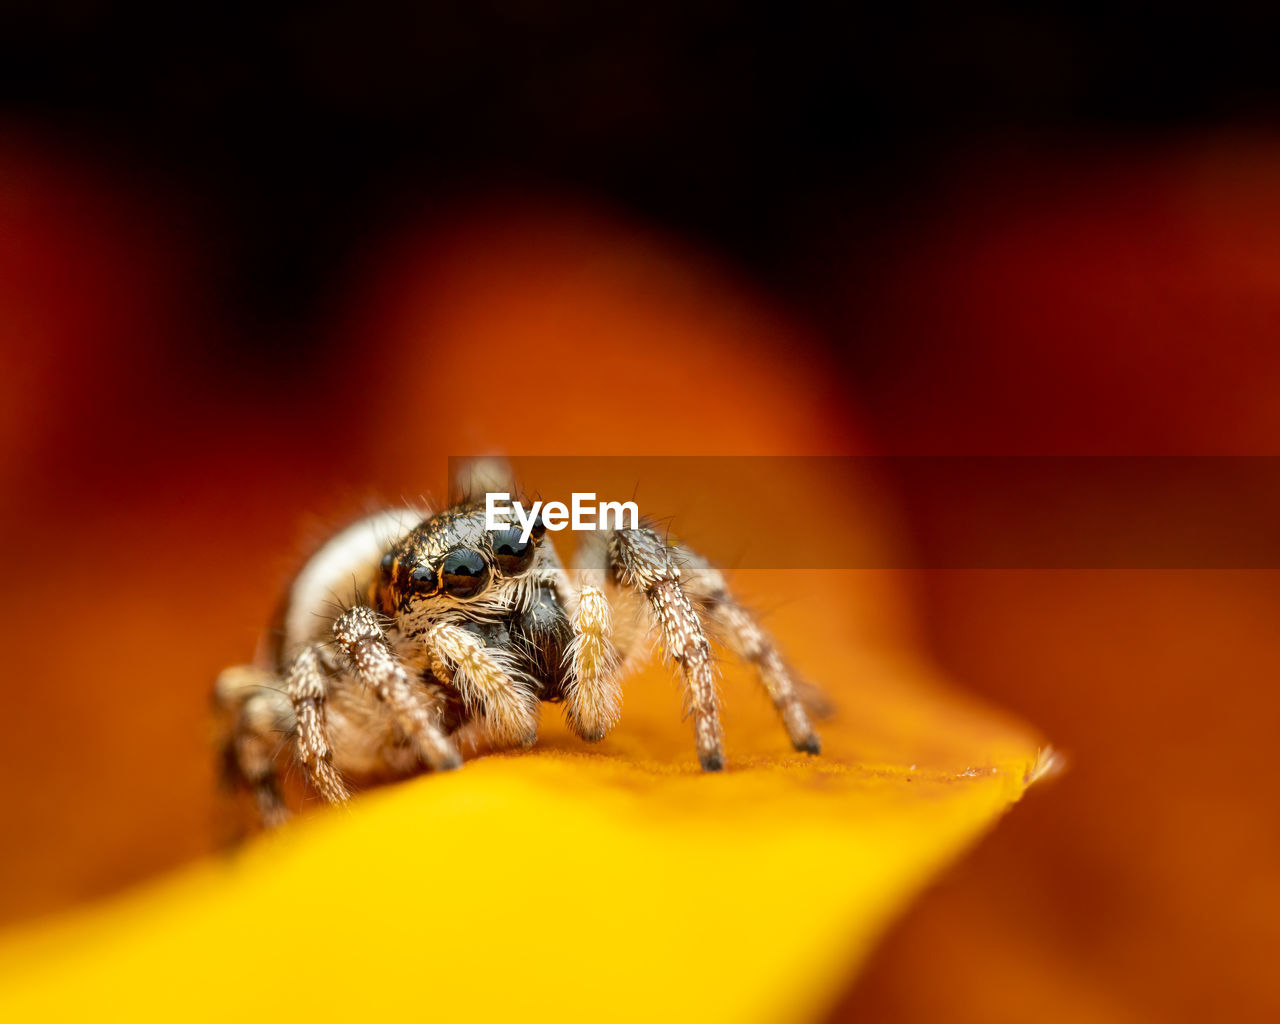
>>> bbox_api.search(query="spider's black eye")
[529,514,546,540]
[408,563,437,592]
[380,552,395,579]
[491,528,535,574]
[441,549,489,598]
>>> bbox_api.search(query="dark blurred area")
[4,2,1279,368]
[5,4,1280,1023]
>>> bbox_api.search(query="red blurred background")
[3,6,1280,1022]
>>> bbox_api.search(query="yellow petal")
[0,571,1050,1022]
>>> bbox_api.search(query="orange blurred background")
[831,142,1280,1023]
[4,7,1280,1022]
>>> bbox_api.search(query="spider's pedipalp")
[563,583,623,741]
[421,620,539,748]
[332,606,463,772]
[612,526,725,770]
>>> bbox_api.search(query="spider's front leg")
[612,527,725,770]
[287,645,352,804]
[680,558,822,755]
[215,665,293,826]
[331,606,463,772]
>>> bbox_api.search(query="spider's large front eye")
[441,549,489,598]
[491,528,535,575]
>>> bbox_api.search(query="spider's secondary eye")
[441,549,489,598]
[491,528,535,574]
[379,552,395,578]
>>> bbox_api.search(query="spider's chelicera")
[216,466,823,826]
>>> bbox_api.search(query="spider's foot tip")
[699,752,725,772]
[794,734,822,755]
[438,754,464,771]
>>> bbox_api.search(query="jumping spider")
[216,468,823,825]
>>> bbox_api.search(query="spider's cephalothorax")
[215,469,824,826]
